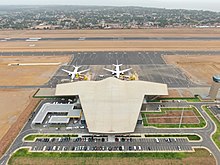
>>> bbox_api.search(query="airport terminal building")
[33,77,168,135]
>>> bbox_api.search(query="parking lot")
[209,105,220,121]
[27,137,192,152]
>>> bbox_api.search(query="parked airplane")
[103,60,132,78]
[62,65,90,80]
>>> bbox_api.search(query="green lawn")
[24,134,78,141]
[149,97,201,103]
[141,106,206,128]
[145,134,201,141]
[148,96,215,103]
[202,106,220,149]
[8,148,215,165]
[9,148,187,160]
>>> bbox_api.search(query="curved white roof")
[55,78,168,134]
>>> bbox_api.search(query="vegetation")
[141,106,206,128]
[8,148,213,165]
[145,134,201,141]
[1,6,220,30]
[24,134,78,141]
[202,106,220,149]
[149,96,201,103]
[9,148,185,160]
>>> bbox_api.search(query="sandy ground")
[0,89,40,157]
[163,55,220,85]
[0,89,35,140]
[161,89,182,98]
[9,149,215,165]
[1,40,220,52]
[1,28,220,38]
[0,56,71,86]
[160,89,194,98]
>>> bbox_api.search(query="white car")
[155,138,159,143]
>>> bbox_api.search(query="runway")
[2,37,220,42]
[1,50,220,56]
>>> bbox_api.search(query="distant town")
[0,5,220,30]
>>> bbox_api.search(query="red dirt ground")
[145,110,200,124]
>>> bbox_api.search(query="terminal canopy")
[55,77,168,134]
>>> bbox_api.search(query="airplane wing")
[120,68,132,73]
[78,68,90,74]
[62,69,72,75]
[103,68,116,73]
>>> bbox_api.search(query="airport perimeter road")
[3,37,220,42]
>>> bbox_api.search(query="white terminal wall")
[55,77,168,134]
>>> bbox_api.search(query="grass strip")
[141,106,206,128]
[24,134,78,141]
[145,134,200,141]
[202,106,220,149]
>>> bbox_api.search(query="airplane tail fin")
[113,60,122,66]
[73,62,81,69]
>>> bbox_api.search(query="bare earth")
[146,111,200,124]
[1,28,220,38]
[9,149,215,165]
[163,55,220,85]
[0,89,34,140]
[0,56,71,86]
[160,89,182,98]
[0,89,41,157]
[1,41,220,52]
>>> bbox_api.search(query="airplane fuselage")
[103,61,132,79]
[62,66,90,81]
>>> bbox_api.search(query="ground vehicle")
[43,146,47,151]
[66,127,73,130]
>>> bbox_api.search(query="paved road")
[3,37,220,42]
[1,101,220,165]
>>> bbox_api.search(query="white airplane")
[62,65,90,80]
[103,60,132,78]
